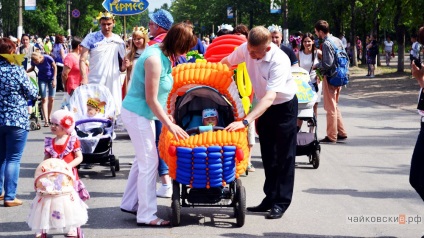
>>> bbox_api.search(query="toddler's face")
[87,105,99,117]
[203,117,218,126]
[50,123,66,136]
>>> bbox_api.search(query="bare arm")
[60,45,66,61]
[144,56,189,140]
[68,150,83,168]
[51,61,57,88]
[221,58,276,131]
[26,65,35,73]
[79,47,89,85]
[62,65,71,91]
[225,90,276,131]
[412,61,424,88]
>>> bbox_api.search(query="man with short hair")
[267,24,298,66]
[79,12,126,114]
[222,26,298,220]
[314,20,348,143]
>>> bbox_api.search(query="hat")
[202,108,218,120]
[219,24,234,32]
[50,109,75,135]
[86,97,104,110]
[149,9,174,31]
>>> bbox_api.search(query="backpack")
[326,37,349,86]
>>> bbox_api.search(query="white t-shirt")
[227,42,297,104]
[384,41,394,52]
[299,50,319,83]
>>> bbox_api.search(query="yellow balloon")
[236,63,252,97]
[241,96,251,114]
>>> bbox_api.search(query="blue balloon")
[222,156,234,162]
[193,152,207,159]
[193,158,207,164]
[192,169,208,176]
[208,177,223,184]
[207,168,223,175]
[177,161,193,169]
[177,147,193,153]
[177,156,193,164]
[193,147,207,153]
[208,163,222,170]
[177,152,193,159]
[191,182,207,188]
[207,146,222,152]
[193,163,207,169]
[209,181,223,188]
[176,178,191,185]
[208,152,222,159]
[222,160,235,167]
[223,146,236,151]
[206,158,222,164]
[224,174,236,183]
[223,151,235,157]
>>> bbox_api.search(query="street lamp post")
[282,0,289,47]
[67,0,71,36]
[18,0,23,39]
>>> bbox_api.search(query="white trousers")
[120,108,158,223]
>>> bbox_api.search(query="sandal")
[137,218,170,227]
[43,122,50,127]
[247,164,256,172]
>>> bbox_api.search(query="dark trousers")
[256,96,298,212]
[410,118,424,201]
[56,66,64,91]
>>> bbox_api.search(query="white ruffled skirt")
[27,190,88,233]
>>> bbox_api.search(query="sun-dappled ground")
[344,61,419,113]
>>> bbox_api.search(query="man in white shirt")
[221,26,298,220]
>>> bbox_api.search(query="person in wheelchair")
[76,98,107,138]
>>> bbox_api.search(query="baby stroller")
[158,62,250,227]
[293,67,321,169]
[69,84,120,177]
[27,159,87,237]
[28,75,42,130]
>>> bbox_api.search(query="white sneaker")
[156,184,172,198]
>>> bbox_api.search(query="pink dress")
[44,136,81,180]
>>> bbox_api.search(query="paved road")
[1,83,423,237]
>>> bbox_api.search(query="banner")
[270,0,281,14]
[25,0,36,11]
[102,0,149,16]
[227,7,234,19]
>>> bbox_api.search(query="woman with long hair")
[119,22,196,227]
[297,32,322,116]
[122,26,149,98]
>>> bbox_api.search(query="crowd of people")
[0,8,423,235]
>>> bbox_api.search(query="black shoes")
[121,208,137,215]
[266,205,284,219]
[246,203,272,212]
[319,136,336,144]
[337,135,348,140]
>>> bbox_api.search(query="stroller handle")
[75,118,113,127]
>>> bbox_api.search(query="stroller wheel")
[312,149,320,169]
[234,179,246,227]
[30,121,37,131]
[37,123,41,130]
[114,156,120,172]
[171,180,181,226]
[109,155,116,177]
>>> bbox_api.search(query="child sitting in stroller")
[76,97,107,138]
[202,108,219,127]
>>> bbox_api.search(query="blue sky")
[147,0,172,11]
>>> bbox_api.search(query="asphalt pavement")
[1,69,423,237]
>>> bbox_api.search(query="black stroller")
[69,84,120,177]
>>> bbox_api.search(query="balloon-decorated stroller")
[158,62,250,227]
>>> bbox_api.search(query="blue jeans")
[410,119,424,201]
[0,126,28,201]
[38,80,56,98]
[155,120,169,176]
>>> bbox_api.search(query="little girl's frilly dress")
[27,159,88,233]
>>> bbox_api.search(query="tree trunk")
[350,0,357,66]
[394,0,405,72]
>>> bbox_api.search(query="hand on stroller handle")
[225,121,245,132]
